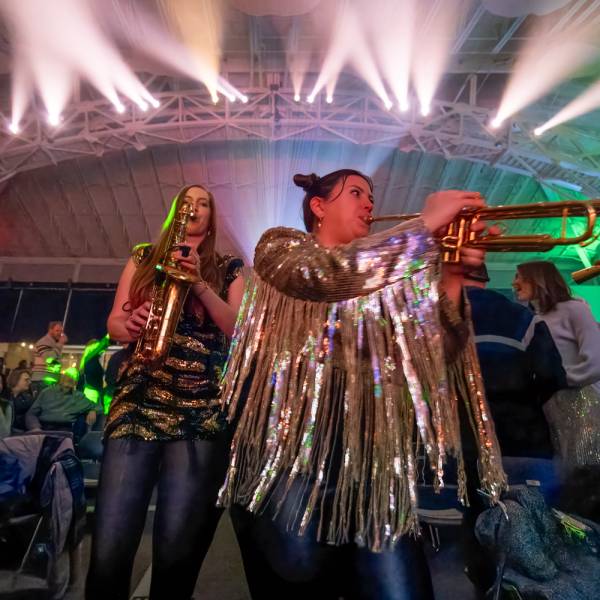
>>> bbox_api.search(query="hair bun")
[293,173,320,191]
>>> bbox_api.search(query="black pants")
[86,436,229,600]
[230,503,434,600]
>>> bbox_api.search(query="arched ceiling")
[1,1,600,285]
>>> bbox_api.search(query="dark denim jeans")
[230,485,434,600]
[86,436,229,600]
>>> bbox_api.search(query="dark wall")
[0,283,116,344]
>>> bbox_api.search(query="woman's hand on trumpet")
[441,219,503,277]
[423,190,502,305]
[421,190,486,233]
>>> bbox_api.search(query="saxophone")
[133,198,199,368]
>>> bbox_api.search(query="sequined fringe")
[219,270,506,551]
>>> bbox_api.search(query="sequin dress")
[219,218,506,551]
[105,251,243,442]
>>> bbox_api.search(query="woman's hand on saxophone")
[125,301,151,340]
[172,245,201,275]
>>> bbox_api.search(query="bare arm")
[107,259,150,343]
[190,274,245,338]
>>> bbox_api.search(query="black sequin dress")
[105,251,243,442]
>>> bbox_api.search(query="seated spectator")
[25,368,99,441]
[0,396,12,439]
[0,376,10,436]
[6,369,33,431]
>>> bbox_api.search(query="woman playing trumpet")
[220,169,505,599]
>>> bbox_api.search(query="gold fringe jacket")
[219,217,506,551]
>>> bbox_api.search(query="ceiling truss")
[0,83,599,196]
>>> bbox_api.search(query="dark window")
[12,289,69,343]
[0,289,21,339]
[65,290,115,345]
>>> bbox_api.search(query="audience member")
[6,369,33,431]
[464,264,566,458]
[31,321,67,396]
[26,368,99,442]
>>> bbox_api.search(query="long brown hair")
[516,260,573,313]
[129,184,223,308]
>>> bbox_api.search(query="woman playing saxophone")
[86,184,244,600]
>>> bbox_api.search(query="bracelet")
[194,280,209,297]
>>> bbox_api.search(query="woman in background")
[513,261,600,471]
[6,368,33,431]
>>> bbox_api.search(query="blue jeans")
[86,436,229,600]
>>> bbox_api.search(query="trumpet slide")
[369,201,600,263]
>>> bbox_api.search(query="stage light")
[490,117,503,129]
[326,95,333,104]
[8,121,20,134]
[148,97,160,109]
[399,100,409,112]
[114,102,125,114]
[384,99,393,110]
[240,94,248,103]
[307,95,315,104]
[47,112,60,126]
[492,18,599,128]
[294,93,301,102]
[534,127,544,136]
[412,0,463,129]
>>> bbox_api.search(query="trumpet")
[369,201,600,263]
[572,261,600,284]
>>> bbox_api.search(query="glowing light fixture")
[8,121,20,134]
[294,93,301,102]
[47,112,60,126]
[490,116,503,129]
